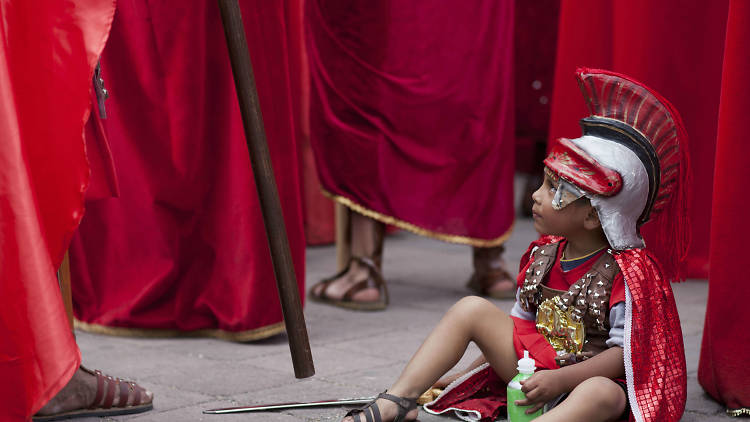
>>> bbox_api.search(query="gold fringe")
[322,189,514,248]
[727,407,750,417]
[74,319,286,342]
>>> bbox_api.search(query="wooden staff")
[216,0,314,378]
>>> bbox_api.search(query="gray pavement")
[75,216,730,421]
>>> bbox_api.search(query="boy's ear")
[583,206,601,230]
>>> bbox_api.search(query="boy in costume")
[341,68,689,422]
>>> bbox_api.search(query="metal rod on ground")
[203,397,376,414]
[216,0,314,379]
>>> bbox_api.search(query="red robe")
[0,0,114,419]
[68,0,307,340]
[698,0,750,412]
[305,0,515,246]
[424,236,687,422]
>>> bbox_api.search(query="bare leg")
[343,296,519,421]
[535,377,626,422]
[312,212,384,302]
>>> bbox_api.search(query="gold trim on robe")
[74,319,286,342]
[322,189,514,248]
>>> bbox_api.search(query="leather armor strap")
[520,242,621,330]
[519,243,560,311]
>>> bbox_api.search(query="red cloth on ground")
[547,1,729,278]
[0,0,114,419]
[698,0,750,411]
[305,0,515,246]
[69,0,306,340]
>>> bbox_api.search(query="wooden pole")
[216,0,314,378]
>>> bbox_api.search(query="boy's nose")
[531,189,541,205]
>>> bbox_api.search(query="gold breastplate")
[536,289,585,354]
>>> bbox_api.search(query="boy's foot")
[34,366,153,421]
[342,392,418,422]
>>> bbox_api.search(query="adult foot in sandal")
[309,212,387,310]
[342,392,418,422]
[466,245,516,299]
[309,256,387,309]
[34,366,153,421]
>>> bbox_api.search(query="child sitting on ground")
[342,68,689,422]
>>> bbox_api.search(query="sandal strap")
[310,258,358,300]
[341,257,387,303]
[376,392,417,422]
[132,382,142,406]
[370,402,381,422]
[90,370,105,408]
[102,375,117,409]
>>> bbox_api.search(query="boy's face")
[531,172,595,236]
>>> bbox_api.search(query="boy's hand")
[515,370,565,413]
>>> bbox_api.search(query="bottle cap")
[517,350,536,374]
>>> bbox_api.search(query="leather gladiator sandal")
[33,366,153,421]
[345,392,418,422]
[309,256,389,311]
[308,220,388,311]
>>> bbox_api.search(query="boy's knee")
[449,296,495,319]
[576,377,627,415]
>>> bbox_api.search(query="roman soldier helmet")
[544,68,691,281]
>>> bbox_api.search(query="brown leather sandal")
[345,391,417,422]
[466,245,517,299]
[33,366,153,421]
[308,256,389,311]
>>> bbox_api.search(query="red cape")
[0,0,114,419]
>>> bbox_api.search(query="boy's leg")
[535,376,627,422]
[344,296,518,422]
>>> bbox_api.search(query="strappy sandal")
[466,245,517,299]
[33,366,153,421]
[308,256,389,311]
[345,391,417,422]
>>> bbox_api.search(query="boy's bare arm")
[553,346,624,391]
[517,346,624,411]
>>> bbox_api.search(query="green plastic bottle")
[506,350,543,422]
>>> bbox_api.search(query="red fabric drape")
[69,0,306,340]
[305,0,515,247]
[514,0,560,175]
[548,1,729,278]
[0,0,114,419]
[698,0,750,411]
